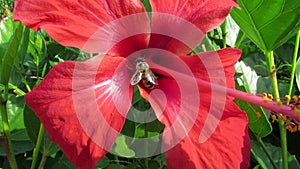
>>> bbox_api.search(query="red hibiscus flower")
[13,0,252,168]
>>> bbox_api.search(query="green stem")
[38,153,47,169]
[0,85,18,169]
[114,155,120,165]
[235,32,245,48]
[279,117,288,169]
[221,20,227,48]
[8,83,26,96]
[265,51,280,100]
[288,30,300,96]
[144,122,148,169]
[201,44,207,52]
[30,124,45,169]
[22,76,32,92]
[257,137,279,169]
[265,50,288,169]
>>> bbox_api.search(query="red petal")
[25,55,133,169]
[13,0,147,52]
[139,48,250,169]
[150,0,239,56]
[147,0,238,55]
[150,0,239,32]
[165,100,250,169]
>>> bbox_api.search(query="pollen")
[295,108,300,116]
[262,93,267,97]
[279,114,286,121]
[255,112,261,117]
[292,95,299,102]
[267,94,273,100]
[286,124,297,133]
[263,93,272,102]
[271,115,277,123]
[264,97,271,103]
[277,101,283,106]
[290,104,296,110]
[285,95,291,103]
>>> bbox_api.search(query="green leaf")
[231,0,300,51]
[235,61,272,137]
[121,118,136,137]
[295,57,300,91]
[242,51,270,77]
[123,163,138,169]
[111,135,135,158]
[48,154,77,169]
[23,106,40,143]
[10,129,30,141]
[41,131,60,156]
[276,43,295,65]
[58,47,81,61]
[0,140,33,156]
[95,156,109,168]
[0,12,17,44]
[148,160,160,169]
[14,27,30,69]
[0,95,25,131]
[0,127,33,156]
[24,106,60,155]
[106,164,124,169]
[225,15,240,47]
[141,0,152,12]
[0,129,33,156]
[132,86,143,105]
[0,23,24,85]
[251,140,300,169]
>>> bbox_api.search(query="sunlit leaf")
[0,12,17,44]
[231,0,300,51]
[14,27,30,68]
[0,23,24,85]
[111,135,135,158]
[225,15,240,47]
[0,95,25,131]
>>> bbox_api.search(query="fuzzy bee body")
[130,58,157,89]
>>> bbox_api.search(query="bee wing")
[145,70,158,85]
[130,71,142,85]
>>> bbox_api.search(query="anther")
[292,95,299,102]
[285,95,291,103]
[271,115,276,123]
[255,112,261,117]
[267,94,273,100]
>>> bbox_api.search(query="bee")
[130,58,157,89]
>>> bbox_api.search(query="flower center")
[130,58,157,89]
